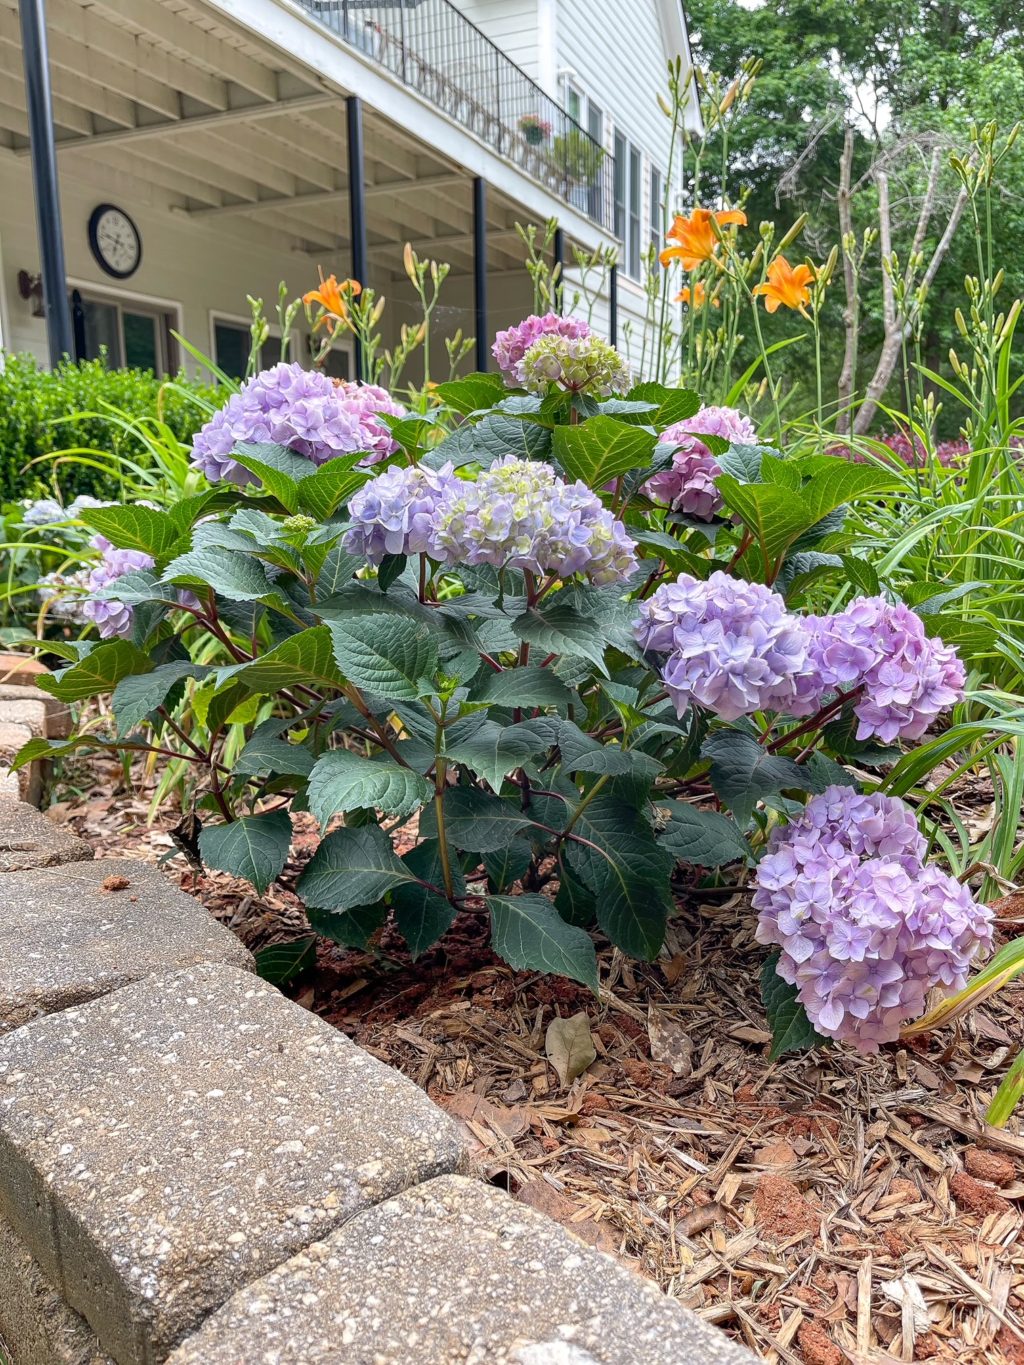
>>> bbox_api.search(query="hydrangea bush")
[17,336,994,1057]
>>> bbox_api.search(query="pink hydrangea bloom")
[491,313,591,387]
[645,405,756,519]
[755,786,993,1051]
[333,379,407,464]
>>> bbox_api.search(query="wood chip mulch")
[49,757,1024,1365]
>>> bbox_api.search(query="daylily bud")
[403,242,416,283]
[775,213,808,252]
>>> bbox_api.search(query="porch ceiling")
[0,0,540,277]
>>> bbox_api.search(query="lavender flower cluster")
[80,535,155,638]
[344,455,638,586]
[754,786,993,1050]
[19,494,113,528]
[190,364,406,484]
[645,404,756,520]
[634,576,964,741]
[491,312,591,387]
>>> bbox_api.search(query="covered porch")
[1,0,618,380]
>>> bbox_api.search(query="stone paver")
[0,963,467,1365]
[165,1175,756,1365]
[0,721,40,804]
[0,798,93,873]
[0,1211,111,1365]
[0,858,253,1033]
[0,682,71,738]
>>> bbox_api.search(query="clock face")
[88,204,141,279]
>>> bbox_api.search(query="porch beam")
[182,171,466,220]
[18,0,72,365]
[15,93,338,156]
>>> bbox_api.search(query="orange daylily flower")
[674,280,721,309]
[303,271,361,331]
[659,207,747,271]
[753,255,815,313]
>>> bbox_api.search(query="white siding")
[455,0,541,84]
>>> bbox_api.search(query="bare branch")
[836,128,858,435]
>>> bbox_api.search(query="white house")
[0,0,699,384]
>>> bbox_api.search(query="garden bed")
[53,753,1024,1365]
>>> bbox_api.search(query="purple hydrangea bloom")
[429,455,637,585]
[518,333,630,397]
[81,534,155,638]
[19,497,65,527]
[645,405,756,519]
[808,597,965,743]
[492,312,591,387]
[333,379,407,464]
[344,462,458,564]
[754,786,993,1051]
[191,363,373,484]
[634,571,817,720]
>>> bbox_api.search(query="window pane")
[214,322,249,381]
[587,101,603,143]
[319,347,352,380]
[613,131,626,242]
[80,299,120,367]
[567,88,581,123]
[628,145,641,278]
[123,312,159,372]
[649,168,663,253]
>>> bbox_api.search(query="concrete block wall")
[0,678,757,1365]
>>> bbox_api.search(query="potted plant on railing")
[552,126,606,187]
[519,113,552,146]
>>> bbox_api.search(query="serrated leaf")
[482,838,533,893]
[487,893,599,991]
[307,749,432,829]
[232,442,313,511]
[419,787,534,852]
[512,605,609,677]
[306,903,386,950]
[111,661,208,735]
[198,810,293,894]
[554,861,596,926]
[234,724,315,778]
[38,639,153,703]
[435,372,507,415]
[425,412,553,469]
[297,456,369,519]
[552,416,657,488]
[254,936,317,984]
[564,795,674,959]
[761,952,827,1060]
[391,840,462,958]
[655,800,753,866]
[545,1012,597,1086]
[163,545,275,602]
[444,717,553,793]
[702,729,806,826]
[623,382,701,427]
[297,823,418,911]
[329,612,439,700]
[79,504,183,558]
[468,664,572,709]
[316,544,363,595]
[550,718,662,779]
[222,625,344,694]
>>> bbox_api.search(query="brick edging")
[0,796,756,1364]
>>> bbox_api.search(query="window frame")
[68,278,180,375]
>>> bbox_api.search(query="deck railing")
[298,0,615,229]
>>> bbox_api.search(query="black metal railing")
[297,0,615,229]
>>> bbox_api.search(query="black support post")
[18,0,72,367]
[552,225,564,314]
[472,176,488,371]
[609,262,618,348]
[346,94,368,379]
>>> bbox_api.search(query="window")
[650,166,663,254]
[211,315,353,383]
[70,288,175,374]
[211,316,283,381]
[628,144,642,279]
[613,130,627,243]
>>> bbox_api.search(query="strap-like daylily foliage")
[17,326,994,1057]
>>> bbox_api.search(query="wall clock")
[88,203,142,280]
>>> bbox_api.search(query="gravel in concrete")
[0,683,71,738]
[0,858,253,1033]
[0,963,467,1365]
[0,721,38,804]
[165,1175,757,1365]
[0,1211,111,1365]
[0,799,92,873]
